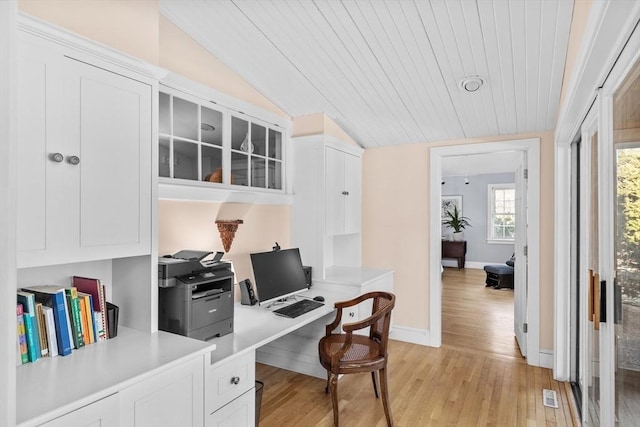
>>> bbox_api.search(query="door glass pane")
[173,140,198,181]
[173,97,198,141]
[251,157,266,188]
[612,57,640,427]
[232,116,249,152]
[251,123,266,156]
[269,129,282,159]
[269,159,282,190]
[159,136,171,178]
[231,152,248,186]
[589,131,600,426]
[201,106,222,146]
[159,92,171,135]
[201,145,222,183]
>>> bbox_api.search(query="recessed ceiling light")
[459,76,484,92]
[201,123,216,132]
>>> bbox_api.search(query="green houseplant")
[442,205,471,241]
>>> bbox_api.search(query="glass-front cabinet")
[159,87,284,191]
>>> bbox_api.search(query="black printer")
[158,250,234,341]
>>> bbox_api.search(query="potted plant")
[442,205,471,241]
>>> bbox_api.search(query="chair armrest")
[341,302,393,333]
[325,306,344,335]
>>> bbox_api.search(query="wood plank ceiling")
[160,0,574,148]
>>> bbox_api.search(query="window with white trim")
[487,184,516,242]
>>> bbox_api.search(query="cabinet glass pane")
[269,129,282,160]
[173,97,198,141]
[173,140,198,181]
[159,92,171,135]
[231,152,248,186]
[252,157,266,188]
[232,116,249,152]
[159,136,171,178]
[251,123,266,156]
[201,106,222,146]
[202,145,223,183]
[269,159,282,190]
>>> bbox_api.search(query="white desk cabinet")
[39,394,118,427]
[119,355,204,427]
[16,32,152,269]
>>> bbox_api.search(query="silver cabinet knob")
[230,376,240,385]
[49,152,64,163]
[67,155,80,165]
[342,191,350,195]
[349,312,355,317]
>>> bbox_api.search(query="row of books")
[16,276,110,365]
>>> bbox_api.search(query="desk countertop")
[207,289,344,361]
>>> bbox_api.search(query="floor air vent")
[542,389,559,408]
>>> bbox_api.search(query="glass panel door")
[588,129,601,426]
[612,56,640,427]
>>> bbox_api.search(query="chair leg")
[329,372,339,427]
[325,370,330,394]
[379,367,394,427]
[371,371,380,398]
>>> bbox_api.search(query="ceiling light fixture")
[201,123,215,132]
[459,76,484,92]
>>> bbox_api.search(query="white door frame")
[429,138,541,366]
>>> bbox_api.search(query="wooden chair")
[318,291,396,426]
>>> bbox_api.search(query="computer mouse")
[313,296,325,302]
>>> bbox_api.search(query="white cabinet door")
[39,394,119,427]
[119,356,204,427]
[16,34,152,268]
[325,147,361,236]
[343,152,361,234]
[325,147,345,235]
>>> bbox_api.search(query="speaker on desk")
[303,266,312,287]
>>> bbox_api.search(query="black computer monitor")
[250,248,308,306]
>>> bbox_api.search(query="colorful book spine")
[22,312,38,362]
[16,304,28,365]
[22,286,73,357]
[16,291,41,360]
[77,293,93,344]
[42,305,59,357]
[35,303,49,357]
[65,287,85,349]
[72,276,109,340]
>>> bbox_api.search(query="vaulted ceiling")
[160,0,574,149]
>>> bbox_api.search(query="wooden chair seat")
[318,291,396,426]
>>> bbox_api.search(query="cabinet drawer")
[206,389,255,427]
[206,351,255,415]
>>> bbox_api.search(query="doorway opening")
[429,138,541,366]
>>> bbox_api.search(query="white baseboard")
[389,325,434,346]
[539,349,553,369]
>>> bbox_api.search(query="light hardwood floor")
[256,268,577,426]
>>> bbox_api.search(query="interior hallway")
[256,268,576,426]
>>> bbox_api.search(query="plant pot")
[452,231,464,241]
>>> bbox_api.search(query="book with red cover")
[71,276,109,339]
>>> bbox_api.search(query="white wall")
[442,173,515,265]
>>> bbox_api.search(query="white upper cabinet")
[16,33,153,268]
[292,135,363,279]
[158,86,285,195]
[325,147,362,235]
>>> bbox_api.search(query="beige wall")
[158,201,291,290]
[362,131,556,350]
[19,0,161,65]
[292,113,360,147]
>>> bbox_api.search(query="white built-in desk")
[15,267,393,426]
